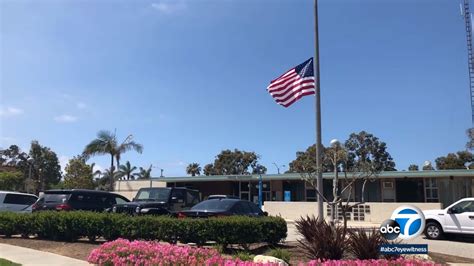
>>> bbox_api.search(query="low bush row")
[87,239,437,266]
[0,211,287,246]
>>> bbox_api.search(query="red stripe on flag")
[275,86,315,106]
[280,90,316,108]
[269,78,315,98]
[268,71,298,91]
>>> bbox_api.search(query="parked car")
[0,191,38,213]
[175,198,267,218]
[112,187,200,215]
[32,189,130,212]
[207,194,240,200]
[423,197,474,240]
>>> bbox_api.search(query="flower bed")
[88,238,220,265]
[88,239,439,266]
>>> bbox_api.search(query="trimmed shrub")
[0,211,287,246]
[0,212,20,237]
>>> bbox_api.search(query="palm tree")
[90,162,102,179]
[99,169,121,189]
[186,163,201,176]
[83,130,143,190]
[115,135,143,169]
[136,165,152,180]
[118,161,137,180]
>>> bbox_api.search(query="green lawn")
[0,258,21,266]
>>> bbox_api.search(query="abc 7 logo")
[379,219,401,240]
[379,205,425,240]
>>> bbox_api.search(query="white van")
[0,191,38,213]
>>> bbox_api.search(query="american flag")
[267,58,316,107]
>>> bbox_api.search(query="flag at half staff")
[267,58,316,108]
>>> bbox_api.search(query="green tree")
[136,166,152,180]
[205,149,265,175]
[0,170,24,191]
[29,140,62,193]
[83,130,143,190]
[344,131,396,172]
[186,163,201,176]
[287,145,335,173]
[1,145,28,167]
[203,164,215,176]
[118,161,137,180]
[435,151,473,170]
[63,157,94,189]
[252,164,267,174]
[0,145,30,190]
[288,131,395,173]
[467,128,474,150]
[422,162,435,170]
[408,164,419,171]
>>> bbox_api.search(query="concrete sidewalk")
[0,243,89,266]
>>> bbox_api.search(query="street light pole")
[272,163,280,174]
[256,166,264,209]
[26,157,34,194]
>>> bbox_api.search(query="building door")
[395,179,424,202]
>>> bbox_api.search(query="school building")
[115,169,473,222]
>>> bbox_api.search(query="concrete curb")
[0,243,90,266]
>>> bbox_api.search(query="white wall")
[114,180,167,200]
[263,201,442,223]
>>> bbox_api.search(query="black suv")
[32,189,130,212]
[112,187,200,215]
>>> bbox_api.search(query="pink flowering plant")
[88,239,438,266]
[88,238,220,265]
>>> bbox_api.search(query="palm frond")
[118,141,143,154]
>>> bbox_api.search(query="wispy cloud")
[151,1,186,14]
[0,106,24,117]
[76,102,87,109]
[54,114,78,123]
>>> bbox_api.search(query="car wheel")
[424,222,443,240]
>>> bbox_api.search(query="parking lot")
[285,222,474,260]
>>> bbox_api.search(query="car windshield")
[44,193,70,203]
[191,200,235,211]
[135,188,170,202]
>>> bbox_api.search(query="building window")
[305,182,317,201]
[425,178,439,202]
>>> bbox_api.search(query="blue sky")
[0,0,471,176]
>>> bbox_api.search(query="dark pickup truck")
[111,187,200,215]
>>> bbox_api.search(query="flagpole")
[314,0,324,220]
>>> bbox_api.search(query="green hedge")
[0,211,287,245]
